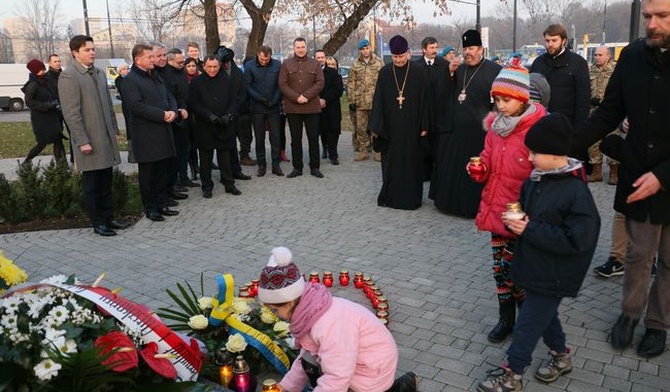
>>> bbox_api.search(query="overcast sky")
[0,0,497,30]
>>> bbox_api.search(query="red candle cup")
[323,271,333,287]
[467,156,488,183]
[339,270,350,286]
[309,272,320,284]
[353,272,364,288]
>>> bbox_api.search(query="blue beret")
[358,39,370,50]
[439,45,455,57]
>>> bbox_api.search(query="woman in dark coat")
[320,56,344,165]
[23,59,65,163]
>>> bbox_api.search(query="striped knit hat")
[258,247,305,304]
[490,59,530,103]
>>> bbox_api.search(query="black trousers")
[26,139,66,161]
[280,114,287,150]
[228,120,242,174]
[82,167,114,226]
[238,113,253,156]
[138,158,169,214]
[177,141,191,184]
[287,113,320,171]
[200,148,233,191]
[252,112,281,166]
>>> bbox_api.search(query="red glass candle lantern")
[353,272,364,288]
[339,270,350,286]
[249,279,260,297]
[467,156,488,183]
[322,271,333,287]
[371,295,380,309]
[238,286,250,298]
[377,302,389,314]
[229,355,257,392]
[309,272,320,284]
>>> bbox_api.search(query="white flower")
[260,310,276,324]
[27,297,50,319]
[187,315,209,330]
[232,299,252,315]
[40,275,68,285]
[225,333,248,353]
[34,359,62,381]
[43,328,66,344]
[198,297,214,310]
[284,336,297,350]
[1,313,18,330]
[47,306,70,325]
[56,339,78,356]
[273,321,290,337]
[1,296,21,313]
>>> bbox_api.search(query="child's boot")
[488,301,515,343]
[477,366,523,392]
[534,349,572,383]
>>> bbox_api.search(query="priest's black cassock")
[429,59,501,218]
[368,61,430,210]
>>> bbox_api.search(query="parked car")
[338,65,350,85]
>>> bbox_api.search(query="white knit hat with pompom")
[258,247,305,304]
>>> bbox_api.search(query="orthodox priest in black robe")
[368,35,430,210]
[430,29,501,218]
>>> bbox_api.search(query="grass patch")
[0,122,128,159]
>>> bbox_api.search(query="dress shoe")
[203,190,213,198]
[611,314,639,350]
[272,165,284,176]
[174,186,188,193]
[286,169,303,178]
[330,158,339,165]
[322,149,328,159]
[310,168,324,178]
[257,164,266,177]
[180,178,200,187]
[145,211,165,222]
[239,155,257,166]
[225,185,242,195]
[107,219,130,230]
[637,328,667,358]
[166,199,179,207]
[233,172,252,180]
[93,224,117,236]
[158,207,179,216]
[171,192,188,200]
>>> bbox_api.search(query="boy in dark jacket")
[477,113,601,392]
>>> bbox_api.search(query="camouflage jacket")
[347,53,383,110]
[590,60,616,102]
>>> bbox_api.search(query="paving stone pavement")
[1,132,668,391]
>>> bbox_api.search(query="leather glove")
[208,113,222,125]
[221,113,235,125]
[349,103,356,111]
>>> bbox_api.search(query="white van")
[0,63,31,111]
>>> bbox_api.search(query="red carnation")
[94,331,138,372]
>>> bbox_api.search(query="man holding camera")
[187,55,241,198]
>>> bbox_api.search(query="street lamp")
[630,0,641,42]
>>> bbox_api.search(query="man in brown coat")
[279,37,325,178]
[59,35,128,237]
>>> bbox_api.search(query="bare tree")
[128,0,178,42]
[15,0,62,60]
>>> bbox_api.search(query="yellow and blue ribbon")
[208,274,291,375]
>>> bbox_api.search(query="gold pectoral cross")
[397,93,405,109]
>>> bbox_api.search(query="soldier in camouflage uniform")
[587,45,619,184]
[347,39,384,161]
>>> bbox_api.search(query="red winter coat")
[475,103,546,237]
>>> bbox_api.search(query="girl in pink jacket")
[467,61,546,344]
[257,247,418,392]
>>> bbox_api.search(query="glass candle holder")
[262,379,280,392]
[238,286,250,298]
[353,272,364,288]
[323,271,333,287]
[339,270,350,286]
[309,272,320,284]
[249,279,260,297]
[504,201,526,220]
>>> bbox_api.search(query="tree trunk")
[203,0,220,54]
[241,0,277,59]
[322,0,379,56]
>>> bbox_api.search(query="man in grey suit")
[59,35,129,236]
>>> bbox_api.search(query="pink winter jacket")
[279,297,398,392]
[475,103,546,237]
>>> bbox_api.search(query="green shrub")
[0,173,27,223]
[14,160,46,221]
[111,168,129,214]
[41,159,75,215]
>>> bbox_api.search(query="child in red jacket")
[467,60,546,343]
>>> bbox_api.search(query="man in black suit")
[120,43,181,222]
[415,36,449,181]
[315,50,344,165]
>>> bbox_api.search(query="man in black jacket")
[574,0,670,359]
[120,43,181,222]
[164,48,198,188]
